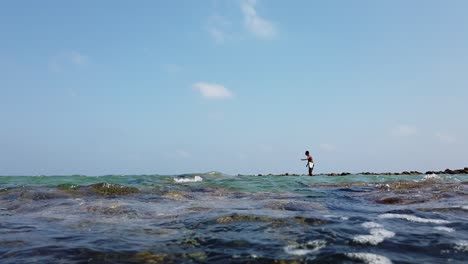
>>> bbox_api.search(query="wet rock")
[85,205,139,217]
[293,216,328,226]
[163,191,190,200]
[376,197,406,204]
[216,214,275,224]
[444,169,455,174]
[132,251,173,264]
[90,183,139,196]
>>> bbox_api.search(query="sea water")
[0,173,467,263]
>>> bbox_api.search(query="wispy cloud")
[49,51,89,72]
[436,132,456,144]
[193,82,233,99]
[207,16,231,43]
[240,0,277,39]
[391,125,417,136]
[67,51,88,65]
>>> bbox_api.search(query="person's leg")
[309,167,313,176]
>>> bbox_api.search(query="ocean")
[0,173,467,263]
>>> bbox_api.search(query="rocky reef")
[256,167,468,177]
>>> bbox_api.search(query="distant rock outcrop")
[258,167,468,176]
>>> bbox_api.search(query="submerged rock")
[216,214,275,224]
[19,190,69,200]
[376,197,407,204]
[132,252,172,264]
[57,183,80,190]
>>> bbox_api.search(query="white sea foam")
[378,213,449,224]
[434,226,455,232]
[346,253,392,264]
[174,176,203,183]
[423,173,440,180]
[361,221,383,229]
[306,239,327,250]
[283,246,312,256]
[461,205,468,210]
[284,240,326,256]
[324,215,349,220]
[454,240,468,252]
[353,228,395,245]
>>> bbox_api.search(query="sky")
[1,0,467,176]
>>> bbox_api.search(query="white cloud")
[319,143,336,152]
[392,125,417,136]
[193,82,233,99]
[436,132,456,144]
[241,0,277,39]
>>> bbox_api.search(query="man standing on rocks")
[301,151,314,176]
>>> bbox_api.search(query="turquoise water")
[1,173,467,263]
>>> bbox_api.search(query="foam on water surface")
[353,228,395,245]
[378,213,450,224]
[434,226,455,232]
[284,239,327,256]
[361,221,383,229]
[345,253,392,264]
[174,176,203,183]
[454,240,468,252]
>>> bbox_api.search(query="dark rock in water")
[445,169,455,174]
[340,172,351,176]
[293,216,328,226]
[90,183,139,196]
[216,214,277,224]
[376,197,406,204]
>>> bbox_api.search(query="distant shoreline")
[252,167,468,177]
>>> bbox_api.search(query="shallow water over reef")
[0,173,467,263]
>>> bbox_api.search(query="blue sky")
[1,0,467,175]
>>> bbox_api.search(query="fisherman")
[301,151,314,176]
